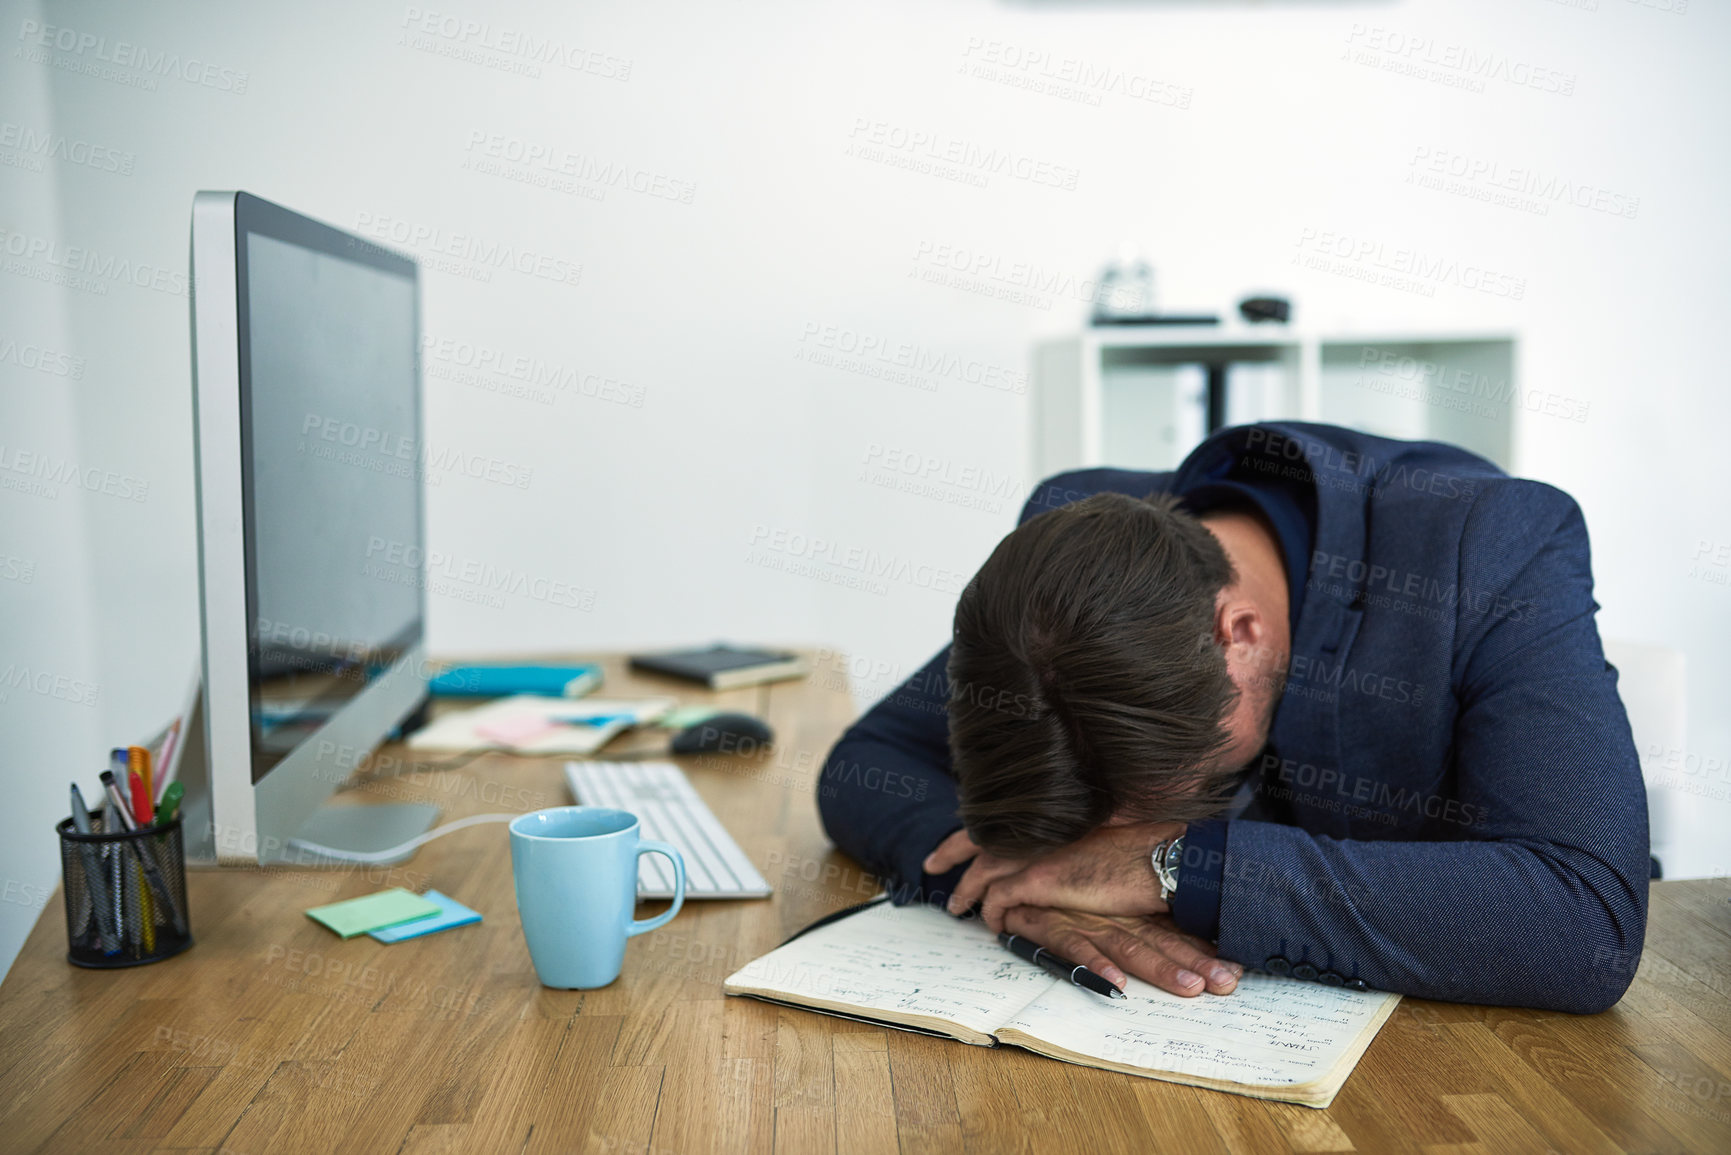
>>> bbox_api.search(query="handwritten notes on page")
[725,902,1055,1041]
[1002,970,1399,1092]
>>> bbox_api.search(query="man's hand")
[1002,907,1241,997]
[934,820,1188,932]
[923,829,1043,926]
[923,827,983,876]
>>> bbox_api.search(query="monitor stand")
[285,802,441,866]
[169,675,444,867]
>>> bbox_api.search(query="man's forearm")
[818,732,962,903]
[816,645,966,904]
[1189,819,1647,1013]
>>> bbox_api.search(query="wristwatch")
[1150,835,1184,903]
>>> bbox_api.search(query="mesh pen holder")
[57,812,193,968]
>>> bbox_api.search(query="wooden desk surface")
[2,654,1728,1155]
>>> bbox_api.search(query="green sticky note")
[306,888,441,939]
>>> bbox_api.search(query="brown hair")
[948,492,1245,857]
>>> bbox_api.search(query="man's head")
[947,492,1288,858]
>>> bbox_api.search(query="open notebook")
[724,901,1400,1108]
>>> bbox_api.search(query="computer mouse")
[670,712,774,756]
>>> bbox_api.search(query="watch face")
[1159,838,1183,899]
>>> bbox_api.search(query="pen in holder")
[57,810,193,968]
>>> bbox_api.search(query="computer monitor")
[181,190,436,867]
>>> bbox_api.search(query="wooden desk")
[1,654,1728,1154]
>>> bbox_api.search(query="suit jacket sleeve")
[817,644,968,905]
[1201,482,1650,1013]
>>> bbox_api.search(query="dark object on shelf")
[1089,315,1220,327]
[1238,296,1292,323]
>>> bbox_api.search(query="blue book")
[428,664,602,699]
[367,889,482,942]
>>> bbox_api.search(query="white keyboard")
[564,760,773,899]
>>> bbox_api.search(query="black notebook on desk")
[628,644,807,690]
[723,901,1399,1108]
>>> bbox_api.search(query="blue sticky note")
[367,889,481,943]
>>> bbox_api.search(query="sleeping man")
[816,422,1648,1013]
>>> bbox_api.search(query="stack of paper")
[407,695,677,754]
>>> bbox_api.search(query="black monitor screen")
[234,193,423,782]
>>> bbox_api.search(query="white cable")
[285,812,519,865]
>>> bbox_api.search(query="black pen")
[99,770,189,937]
[998,932,1126,999]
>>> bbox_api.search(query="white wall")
[3,0,1726,978]
[0,0,103,973]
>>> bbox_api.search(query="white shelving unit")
[1032,325,1520,477]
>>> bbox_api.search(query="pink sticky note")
[476,714,561,746]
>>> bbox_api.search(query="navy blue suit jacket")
[817,422,1648,1013]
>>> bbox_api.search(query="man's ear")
[1215,592,1268,665]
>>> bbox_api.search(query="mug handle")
[627,840,686,937]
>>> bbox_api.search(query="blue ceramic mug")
[508,806,686,989]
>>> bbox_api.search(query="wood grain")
[1,652,1727,1154]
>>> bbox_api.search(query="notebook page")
[1002,971,1399,1089]
[726,903,1057,1039]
